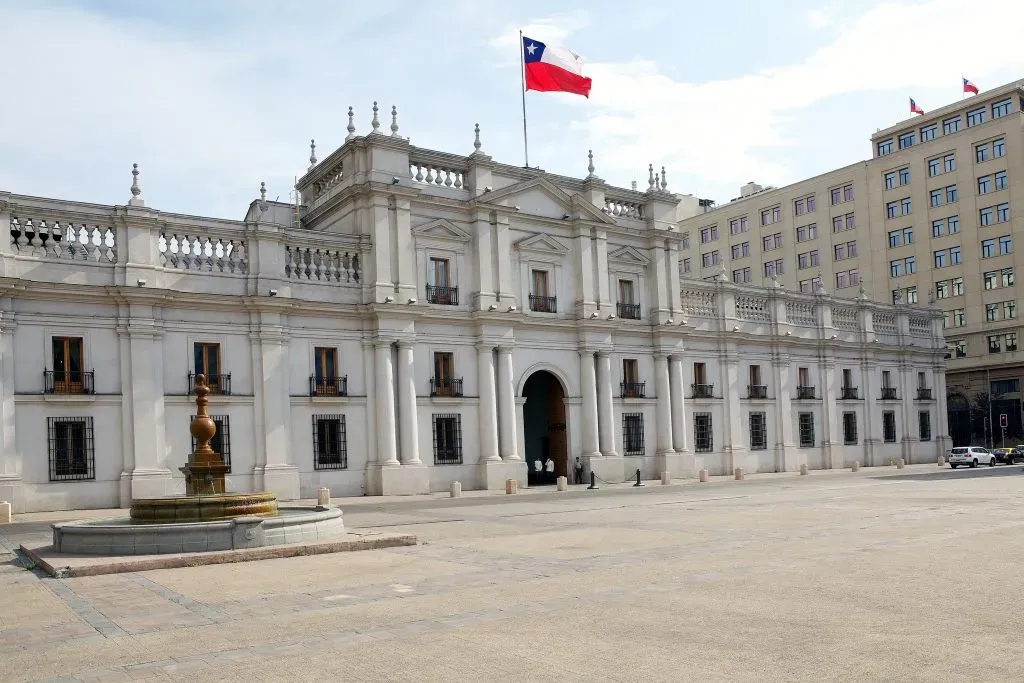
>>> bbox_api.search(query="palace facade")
[0,112,949,511]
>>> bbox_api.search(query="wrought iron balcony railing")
[430,377,464,397]
[426,284,459,306]
[188,372,232,395]
[621,381,646,398]
[529,294,557,313]
[691,383,714,399]
[44,370,95,395]
[309,375,349,397]
[917,387,933,400]
[881,387,898,400]
[617,302,641,320]
[796,385,816,400]
[747,384,767,399]
[841,386,859,400]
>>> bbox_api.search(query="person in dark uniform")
[574,457,584,485]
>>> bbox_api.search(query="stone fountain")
[51,375,345,555]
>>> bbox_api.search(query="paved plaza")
[3,465,1024,682]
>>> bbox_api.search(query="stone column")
[820,357,839,469]
[0,314,20,510]
[654,353,675,456]
[497,347,520,460]
[771,356,797,471]
[580,349,601,457]
[396,341,421,464]
[934,365,951,451]
[252,319,300,499]
[899,359,916,462]
[596,352,618,456]
[478,344,500,462]
[861,359,878,467]
[361,340,378,463]
[375,341,399,466]
[669,355,688,452]
[722,355,747,472]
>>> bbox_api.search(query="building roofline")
[871,79,1024,140]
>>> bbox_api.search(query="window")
[995,172,1007,191]
[953,339,967,358]
[702,251,720,268]
[799,277,822,293]
[530,269,555,312]
[979,175,992,194]
[902,198,912,215]
[906,286,918,304]
[928,158,940,176]
[899,168,910,185]
[761,206,781,225]
[993,98,1012,118]
[842,412,858,445]
[618,279,636,306]
[834,241,857,260]
[919,412,932,441]
[899,131,915,149]
[1005,300,1017,319]
[796,223,817,242]
[623,413,645,455]
[794,196,815,215]
[967,107,986,127]
[1000,235,1013,255]
[700,225,718,243]
[994,138,1005,157]
[798,412,815,447]
[47,417,94,481]
[906,256,916,274]
[622,358,639,389]
[835,269,859,289]
[989,335,1002,353]
[432,352,460,396]
[951,308,965,327]
[983,238,996,257]
[1007,332,1019,352]
[749,412,767,451]
[886,201,898,219]
[943,116,960,134]
[948,215,959,233]
[429,256,450,287]
[877,139,893,156]
[929,189,942,207]
[694,412,713,453]
[1003,268,1015,287]
[935,280,949,299]
[194,342,224,393]
[952,277,963,295]
[931,219,944,237]
[312,347,342,395]
[730,242,750,259]
[890,259,903,278]
[884,171,895,190]
[933,250,947,268]
[432,414,463,464]
[883,411,897,443]
[682,258,691,274]
[51,336,87,394]
[764,259,784,277]
[732,267,751,284]
[985,270,998,289]
[944,154,956,173]
[729,217,749,235]
[986,303,998,322]
[312,415,347,470]
[997,202,1010,222]
[946,185,958,203]
[762,233,782,250]
[693,362,707,386]
[831,213,856,232]
[980,206,994,226]
[888,230,900,248]
[797,250,819,269]
[976,142,990,163]
[681,234,690,249]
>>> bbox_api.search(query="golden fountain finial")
[182,373,227,495]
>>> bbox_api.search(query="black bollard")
[587,470,598,490]
[633,468,644,487]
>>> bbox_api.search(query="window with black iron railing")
[426,284,459,306]
[529,294,557,313]
[190,414,231,471]
[623,413,645,455]
[309,375,348,397]
[841,386,859,400]
[47,416,94,482]
[188,372,232,395]
[433,414,463,464]
[796,385,816,400]
[313,415,347,470]
[916,387,933,400]
[692,383,714,399]
[617,302,641,320]
[430,377,464,397]
[620,381,646,398]
[44,370,95,395]
[881,386,898,400]
[747,384,767,399]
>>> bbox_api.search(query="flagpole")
[519,29,530,168]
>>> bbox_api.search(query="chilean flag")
[522,36,592,98]
[963,77,979,95]
[909,97,924,115]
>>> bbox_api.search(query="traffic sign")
[1000,413,1008,428]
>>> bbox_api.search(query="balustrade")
[410,161,467,190]
[284,246,360,283]
[159,233,247,273]
[10,217,116,263]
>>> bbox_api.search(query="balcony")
[880,387,898,400]
[748,384,767,399]
[529,294,557,313]
[44,370,95,395]
[309,375,349,397]
[188,372,232,395]
[796,385,816,400]
[617,302,641,320]
[426,284,459,306]
[691,383,714,399]
[430,377,464,397]
[621,381,646,398]
[841,386,859,400]
[916,387,933,400]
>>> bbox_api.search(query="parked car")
[948,446,996,468]
[991,447,1018,464]
[1014,445,1024,457]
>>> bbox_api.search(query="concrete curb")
[20,532,417,578]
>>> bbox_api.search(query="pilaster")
[497,346,520,460]
[396,341,421,464]
[579,348,601,457]
[251,316,299,500]
[0,311,21,510]
[596,351,618,456]
[721,353,749,472]
[495,215,514,304]
[472,210,496,310]
[653,353,675,457]
[771,354,798,472]
[820,354,839,469]
[861,358,879,467]
[595,230,611,312]
[575,226,596,318]
[477,343,500,462]
[393,196,417,301]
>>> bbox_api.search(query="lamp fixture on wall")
[384,296,394,303]
[136,278,147,287]
[268,289,278,297]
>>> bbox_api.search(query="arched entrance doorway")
[522,370,568,486]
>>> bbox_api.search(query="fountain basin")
[129,492,279,523]
[52,506,344,555]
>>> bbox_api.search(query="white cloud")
[559,0,1024,201]
[489,10,591,54]
[806,8,833,30]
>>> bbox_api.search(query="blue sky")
[3,0,1024,218]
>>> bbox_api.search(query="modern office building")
[0,111,947,512]
[679,79,1024,445]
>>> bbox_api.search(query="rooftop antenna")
[292,175,300,228]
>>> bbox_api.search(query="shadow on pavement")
[872,466,1024,482]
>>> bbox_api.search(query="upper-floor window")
[729,216,749,234]
[835,269,859,289]
[832,213,856,232]
[899,168,910,185]
[967,107,986,127]
[432,351,458,396]
[796,223,817,242]
[51,336,86,394]
[995,171,1008,191]
[976,142,990,163]
[761,206,781,225]
[877,139,893,156]
[732,267,751,284]
[979,175,992,194]
[530,269,555,313]
[902,197,912,215]
[314,346,339,383]
[992,98,1012,118]
[899,131,915,149]
[946,185,958,203]
[427,257,457,305]
[762,232,783,251]
[994,138,1006,157]
[701,250,720,268]
[794,195,816,215]
[921,124,937,141]
[731,241,750,259]
[884,171,896,190]
[681,234,690,249]
[887,198,911,219]
[797,250,819,269]
[681,258,691,274]
[618,279,636,306]
[834,240,857,260]
[700,225,718,243]
[943,116,960,134]
[763,259,784,277]
[997,202,1010,222]
[194,342,221,385]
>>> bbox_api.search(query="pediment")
[482,176,615,224]
[411,218,472,242]
[515,232,570,255]
[607,245,650,265]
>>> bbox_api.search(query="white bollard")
[450,481,462,498]
[556,476,568,491]
[799,464,808,476]
[316,487,330,506]
[938,456,945,467]
[734,467,744,481]
[698,469,708,483]
[0,501,10,525]
[897,458,906,469]
[852,461,860,472]
[505,478,517,494]
[661,471,671,485]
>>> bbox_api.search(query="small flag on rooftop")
[963,77,979,95]
[909,97,924,116]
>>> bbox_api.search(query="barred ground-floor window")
[623,413,645,455]
[694,412,713,453]
[433,414,463,465]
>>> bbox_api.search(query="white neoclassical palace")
[0,110,951,512]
